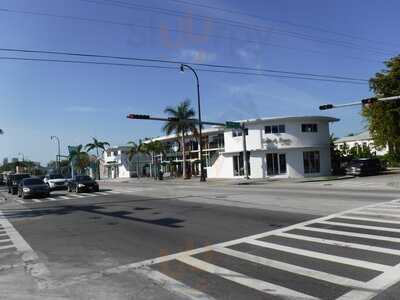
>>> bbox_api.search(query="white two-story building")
[207,116,338,179]
[150,115,339,179]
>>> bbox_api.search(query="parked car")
[18,177,50,199]
[345,158,382,176]
[67,175,99,193]
[7,173,31,195]
[43,174,68,191]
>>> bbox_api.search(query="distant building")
[334,131,388,156]
[100,146,151,179]
[11,157,18,163]
[2,158,8,166]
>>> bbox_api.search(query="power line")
[0,48,368,82]
[165,0,400,49]
[78,0,395,56]
[0,7,380,64]
[0,56,367,84]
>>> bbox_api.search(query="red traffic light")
[127,114,150,119]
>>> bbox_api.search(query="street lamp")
[180,64,206,182]
[51,136,61,173]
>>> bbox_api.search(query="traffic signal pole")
[319,95,400,110]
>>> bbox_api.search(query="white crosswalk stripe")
[12,191,121,205]
[177,255,318,300]
[123,198,400,300]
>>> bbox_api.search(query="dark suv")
[67,175,99,193]
[7,173,31,194]
[345,158,382,176]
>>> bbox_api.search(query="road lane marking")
[276,232,400,256]
[0,244,15,250]
[0,210,51,289]
[319,220,400,233]
[135,266,217,300]
[31,199,42,203]
[246,239,390,272]
[96,192,109,196]
[214,247,367,288]
[16,199,25,204]
[337,262,400,300]
[67,194,85,198]
[59,196,70,200]
[299,226,400,243]
[353,211,400,218]
[178,255,318,300]
[339,215,400,225]
[80,193,96,197]
[47,197,57,201]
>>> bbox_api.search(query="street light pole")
[51,136,61,173]
[180,64,206,182]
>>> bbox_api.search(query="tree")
[85,138,110,179]
[163,100,197,179]
[0,129,3,135]
[142,140,165,178]
[127,140,147,177]
[68,145,90,175]
[363,55,400,161]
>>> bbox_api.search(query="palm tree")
[143,140,165,178]
[163,100,197,179]
[127,140,146,177]
[69,145,90,175]
[85,138,110,179]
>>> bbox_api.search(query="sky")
[0,0,399,164]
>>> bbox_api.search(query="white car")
[43,174,68,191]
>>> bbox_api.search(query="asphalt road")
[0,180,400,300]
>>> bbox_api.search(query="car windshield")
[49,174,64,179]
[76,176,92,181]
[23,178,44,185]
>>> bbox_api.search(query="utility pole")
[51,136,61,173]
[241,123,250,180]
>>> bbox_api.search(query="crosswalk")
[128,198,400,300]
[14,191,121,205]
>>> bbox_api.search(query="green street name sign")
[225,121,241,129]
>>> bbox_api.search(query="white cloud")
[179,49,216,63]
[65,106,103,113]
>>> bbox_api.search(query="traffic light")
[127,114,150,119]
[361,97,378,108]
[319,104,334,110]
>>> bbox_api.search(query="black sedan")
[67,175,99,193]
[18,178,50,199]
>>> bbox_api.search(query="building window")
[303,151,320,174]
[302,124,318,132]
[232,128,248,137]
[265,125,285,134]
[233,152,250,176]
[266,153,287,175]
